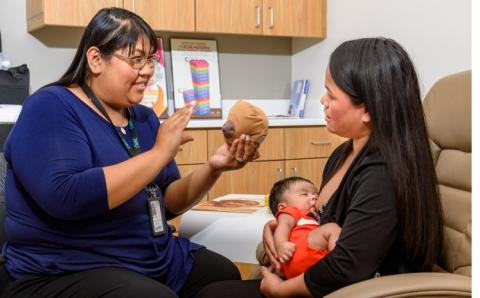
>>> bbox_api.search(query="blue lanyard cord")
[80,82,142,157]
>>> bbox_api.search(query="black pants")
[196,279,263,298]
[0,248,240,298]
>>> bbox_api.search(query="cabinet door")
[196,0,262,35]
[175,130,208,165]
[124,0,195,32]
[209,160,284,199]
[177,164,208,201]
[262,0,326,37]
[172,164,206,235]
[207,128,284,161]
[285,158,327,186]
[27,0,120,31]
[285,127,345,159]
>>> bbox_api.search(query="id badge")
[147,184,166,236]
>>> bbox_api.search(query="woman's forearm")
[164,163,221,215]
[103,147,171,209]
[260,268,312,298]
[278,274,312,297]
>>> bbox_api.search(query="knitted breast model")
[222,100,269,145]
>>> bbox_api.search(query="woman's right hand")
[153,104,194,159]
[263,219,282,273]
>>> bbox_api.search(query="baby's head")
[268,176,318,215]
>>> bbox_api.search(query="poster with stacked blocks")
[171,38,222,118]
[140,37,169,118]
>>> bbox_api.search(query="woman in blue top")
[0,7,257,298]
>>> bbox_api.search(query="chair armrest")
[256,242,270,266]
[325,272,471,298]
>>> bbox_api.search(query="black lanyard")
[81,82,141,157]
[81,83,163,236]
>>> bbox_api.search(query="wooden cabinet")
[174,126,342,200]
[196,0,263,35]
[177,164,207,202]
[207,128,285,161]
[174,130,208,203]
[285,158,327,186]
[206,127,286,198]
[283,126,343,186]
[27,0,121,32]
[262,0,326,37]
[209,160,284,198]
[285,127,344,159]
[175,130,208,165]
[27,0,326,38]
[123,0,195,32]
[27,0,195,33]
[196,0,326,38]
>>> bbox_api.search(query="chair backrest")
[0,124,14,153]
[423,70,471,276]
[0,152,6,247]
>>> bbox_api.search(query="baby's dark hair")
[268,176,315,215]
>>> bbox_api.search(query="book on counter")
[192,194,266,213]
[287,79,310,118]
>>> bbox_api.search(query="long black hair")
[54,7,157,86]
[329,38,443,272]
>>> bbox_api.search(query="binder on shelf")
[287,80,309,118]
[298,80,309,118]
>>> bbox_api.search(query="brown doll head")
[222,100,269,145]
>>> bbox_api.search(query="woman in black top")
[196,38,443,297]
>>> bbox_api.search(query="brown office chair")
[326,70,472,297]
[255,71,472,296]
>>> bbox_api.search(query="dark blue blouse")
[2,85,202,292]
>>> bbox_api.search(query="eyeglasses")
[112,53,159,70]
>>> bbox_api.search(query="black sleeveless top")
[305,140,410,296]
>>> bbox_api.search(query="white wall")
[0,0,293,99]
[0,0,76,91]
[296,0,471,118]
[0,0,471,110]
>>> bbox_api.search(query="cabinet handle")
[276,168,284,180]
[179,146,184,152]
[311,141,331,146]
[269,7,274,28]
[255,6,261,28]
[132,0,135,13]
[115,0,119,7]
[291,167,298,175]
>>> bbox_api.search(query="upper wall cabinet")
[123,0,195,32]
[263,0,326,37]
[27,0,326,38]
[196,0,263,35]
[196,0,326,38]
[26,0,122,32]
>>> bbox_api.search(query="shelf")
[184,117,326,128]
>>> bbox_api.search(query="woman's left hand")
[260,266,283,297]
[207,134,260,173]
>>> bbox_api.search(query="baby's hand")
[277,242,296,263]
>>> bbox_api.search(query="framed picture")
[140,37,169,119]
[171,38,222,119]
